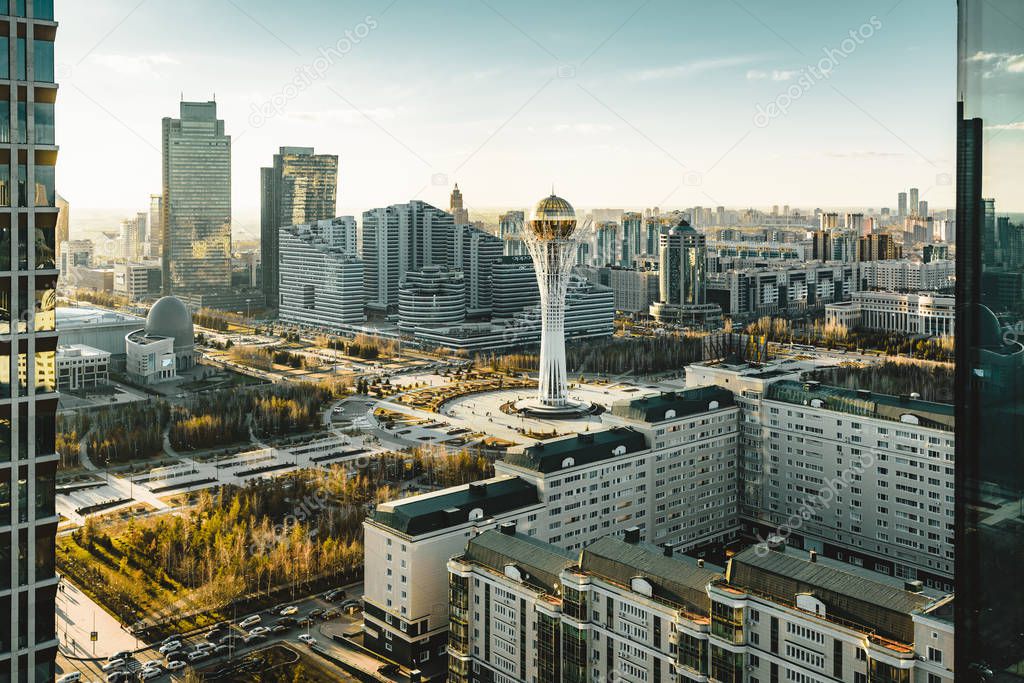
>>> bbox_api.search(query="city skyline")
[56,0,964,217]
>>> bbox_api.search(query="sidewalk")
[56,576,141,659]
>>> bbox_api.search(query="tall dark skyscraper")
[161,101,232,297]
[260,147,338,307]
[955,1,1024,680]
[1,1,59,678]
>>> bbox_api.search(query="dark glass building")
[955,1,1024,680]
[0,0,59,679]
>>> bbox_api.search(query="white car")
[297,634,316,646]
[101,659,128,673]
[56,674,82,683]
[140,667,163,680]
[166,660,186,672]
[238,614,261,629]
[158,640,182,655]
[248,626,271,637]
[279,606,298,616]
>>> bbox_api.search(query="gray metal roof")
[727,546,938,643]
[610,386,736,423]
[580,536,723,614]
[502,427,648,474]
[765,380,954,431]
[464,530,576,594]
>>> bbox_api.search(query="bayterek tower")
[518,193,594,418]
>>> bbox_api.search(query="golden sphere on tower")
[527,194,578,240]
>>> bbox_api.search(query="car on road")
[274,616,297,627]
[140,665,163,680]
[160,635,183,646]
[108,651,133,663]
[56,674,82,683]
[296,617,313,628]
[271,624,289,634]
[106,673,133,683]
[188,650,211,663]
[378,663,400,676]
[206,629,228,642]
[158,641,182,655]
[193,642,216,653]
[243,632,267,645]
[248,626,271,637]
[323,588,346,601]
[165,651,188,664]
[297,634,317,646]
[279,605,298,616]
[307,608,325,620]
[238,614,261,628]
[166,660,186,672]
[321,609,340,620]
[101,659,128,673]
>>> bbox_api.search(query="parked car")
[274,616,297,627]
[158,641,182,655]
[271,624,289,634]
[206,629,228,643]
[188,650,211,663]
[279,605,298,616]
[106,673,132,683]
[166,660,187,672]
[193,642,216,652]
[297,634,316,646]
[324,588,347,601]
[56,674,82,683]
[378,663,400,675]
[307,608,325,620]
[108,651,133,663]
[140,666,163,680]
[238,614,261,629]
[296,617,313,628]
[321,609,340,620]
[248,626,271,637]
[243,633,267,645]
[101,660,128,673]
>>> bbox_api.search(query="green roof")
[765,380,954,431]
[611,386,736,423]
[371,475,538,536]
[463,530,575,594]
[580,536,722,614]
[502,427,647,474]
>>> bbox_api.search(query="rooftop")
[726,545,943,643]
[56,344,111,359]
[463,529,575,594]
[765,379,954,431]
[610,385,735,423]
[370,475,539,536]
[580,536,722,614]
[56,306,144,328]
[502,427,647,474]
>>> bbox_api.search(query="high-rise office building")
[259,147,338,307]
[857,233,902,262]
[819,212,839,230]
[452,224,502,314]
[898,191,908,218]
[909,187,920,215]
[620,211,642,266]
[499,210,526,256]
[161,101,232,297]
[360,200,455,313]
[1,1,59,678]
[449,183,469,224]
[278,218,364,330]
[650,220,721,326]
[955,1,1024,680]
[147,194,162,257]
[918,199,929,217]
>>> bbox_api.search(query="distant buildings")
[826,291,955,336]
[452,224,502,315]
[577,264,659,314]
[56,306,145,369]
[707,262,856,319]
[649,221,722,326]
[125,296,196,384]
[397,267,466,331]
[910,186,920,215]
[114,261,162,301]
[449,183,469,224]
[56,345,110,391]
[59,239,93,280]
[278,218,365,329]
[898,191,908,218]
[857,258,954,292]
[857,233,903,262]
[161,101,232,297]
[260,146,338,307]
[499,210,526,256]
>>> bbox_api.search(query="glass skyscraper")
[259,147,338,307]
[955,1,1024,680]
[161,101,232,297]
[0,0,59,679]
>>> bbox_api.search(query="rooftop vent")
[623,527,641,544]
[662,542,676,558]
[904,580,924,593]
[696,559,705,568]
[468,482,487,496]
[910,392,921,399]
[808,550,818,563]
[499,522,516,536]
[765,535,787,552]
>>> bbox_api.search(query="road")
[55,583,366,682]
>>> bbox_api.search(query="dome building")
[125,296,196,384]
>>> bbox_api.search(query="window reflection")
[0,102,8,144]
[33,40,54,82]
[34,165,55,207]
[0,165,9,207]
[34,284,55,330]
[33,103,54,144]
[0,406,10,462]
[34,349,54,393]
[0,473,9,526]
[33,0,54,21]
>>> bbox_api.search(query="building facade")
[398,267,466,332]
[857,259,955,292]
[1,1,60,677]
[161,101,232,297]
[56,345,110,392]
[278,219,365,330]
[825,291,955,337]
[260,147,338,307]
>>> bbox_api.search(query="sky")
[55,0,959,232]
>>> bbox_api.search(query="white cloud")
[985,121,1024,131]
[968,50,1024,75]
[746,68,801,81]
[631,55,761,81]
[90,53,179,75]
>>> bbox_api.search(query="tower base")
[509,397,602,419]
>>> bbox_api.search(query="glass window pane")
[33,40,53,82]
[16,38,25,81]
[0,166,9,207]
[0,37,8,80]
[32,0,52,20]
[15,102,25,144]
[0,102,9,143]
[33,102,53,144]
[33,165,54,206]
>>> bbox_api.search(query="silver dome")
[145,296,194,350]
